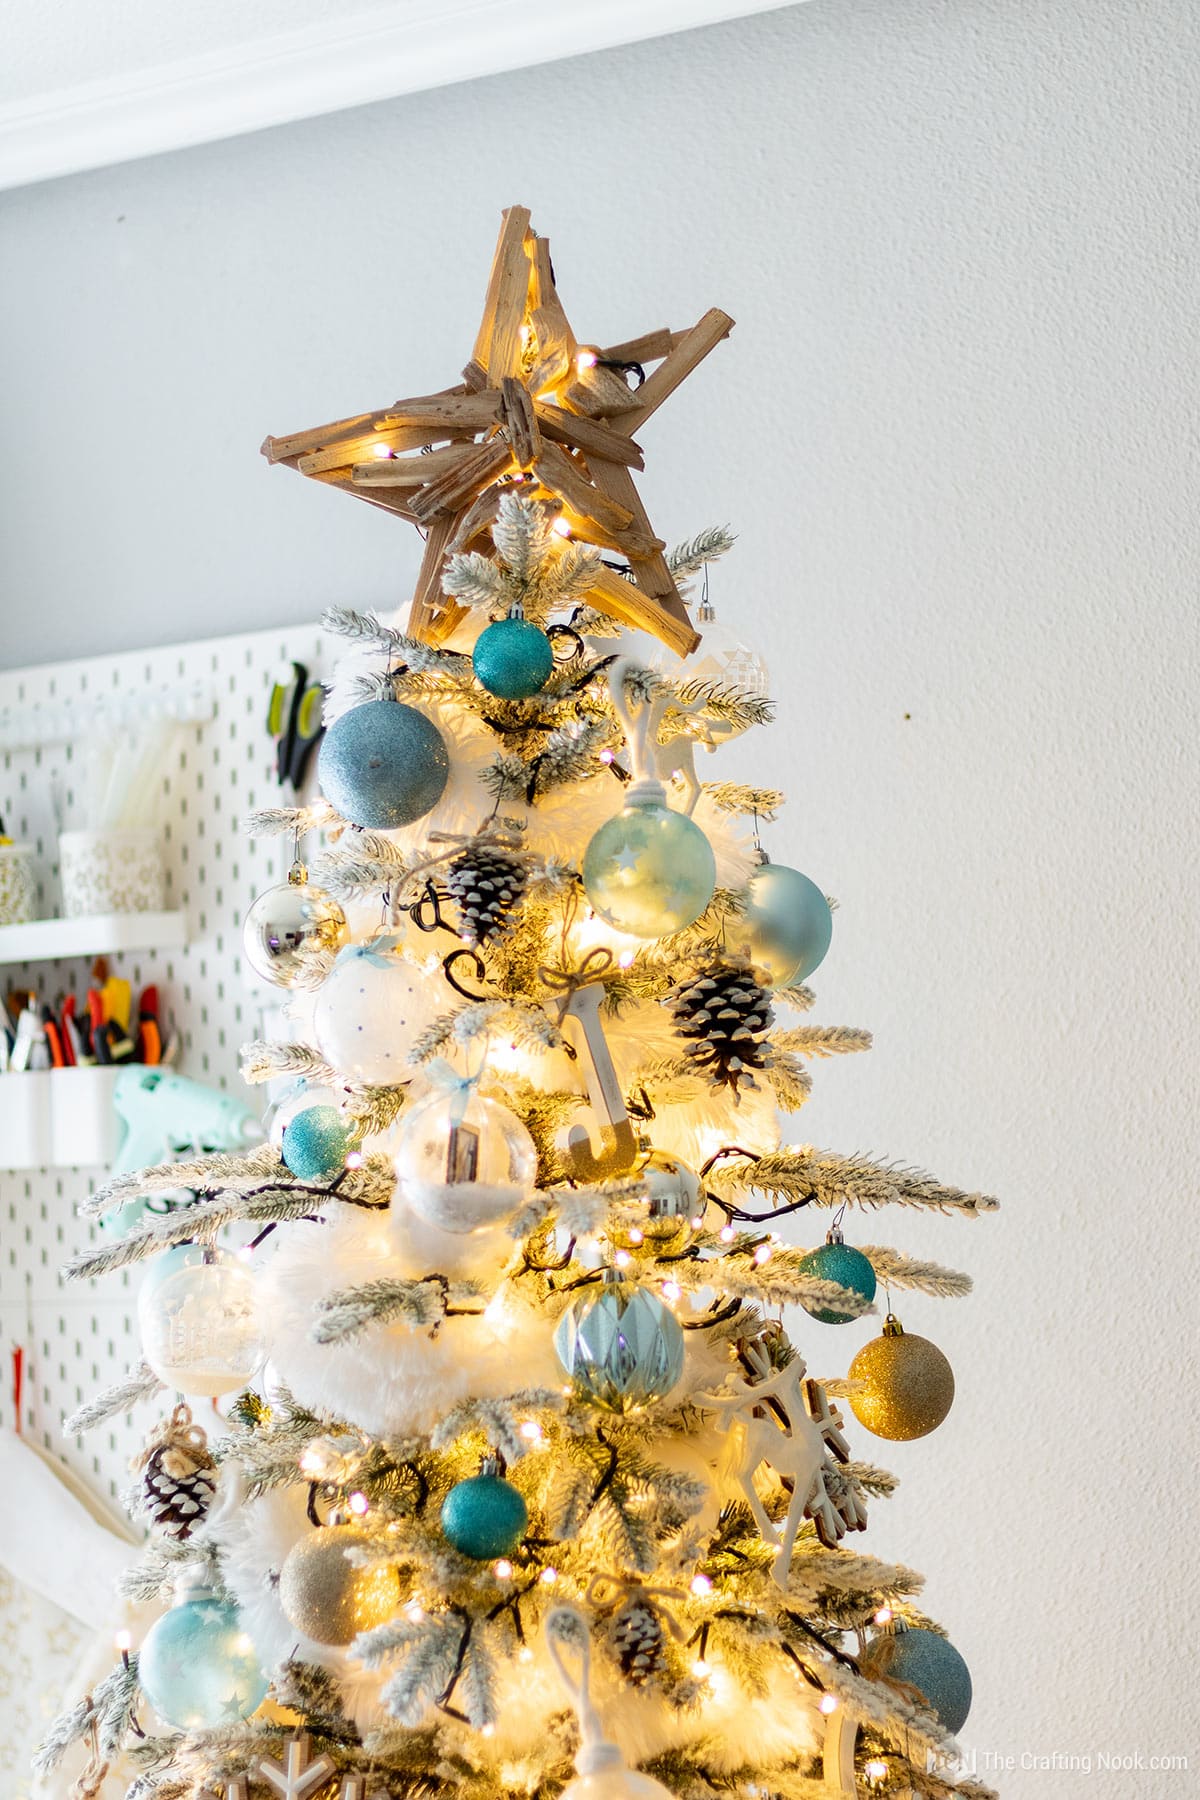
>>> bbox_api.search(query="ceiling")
[0,0,802,191]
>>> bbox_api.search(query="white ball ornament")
[313,939,442,1085]
[391,1066,536,1233]
[138,1244,259,1398]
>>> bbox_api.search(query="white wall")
[2,0,1197,1792]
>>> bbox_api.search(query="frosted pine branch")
[673,1254,873,1318]
[861,1247,974,1297]
[773,1026,873,1058]
[430,1391,566,1464]
[703,782,785,818]
[311,1276,484,1344]
[239,1038,333,1086]
[764,1054,814,1112]
[667,525,737,581]
[241,800,334,839]
[775,983,816,1013]
[844,1459,899,1498]
[64,1361,163,1434]
[674,680,774,732]
[459,1626,500,1729]
[712,1147,1000,1217]
[79,1142,281,1219]
[442,549,508,609]
[34,1654,140,1773]
[320,607,467,675]
[491,492,556,586]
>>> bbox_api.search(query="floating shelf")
[0,910,188,964]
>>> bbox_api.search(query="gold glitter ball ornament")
[847,1315,955,1441]
[277,1522,404,1646]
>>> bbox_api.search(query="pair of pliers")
[267,661,324,791]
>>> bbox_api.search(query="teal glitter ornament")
[318,699,449,830]
[873,1626,972,1736]
[798,1228,877,1324]
[138,1573,267,1729]
[725,855,833,987]
[473,609,554,699]
[582,796,716,938]
[281,1104,357,1180]
[555,1274,685,1412]
[441,1466,528,1559]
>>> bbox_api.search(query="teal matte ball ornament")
[473,614,554,699]
[318,700,449,830]
[555,1277,685,1412]
[441,1471,528,1559]
[582,798,716,939]
[281,1104,356,1181]
[138,1579,267,1729]
[877,1628,972,1736]
[797,1235,877,1324]
[725,859,833,987]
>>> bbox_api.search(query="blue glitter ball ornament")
[555,1277,685,1412]
[318,700,449,830]
[582,797,716,938]
[281,1104,356,1180]
[797,1235,877,1324]
[473,614,554,699]
[138,1579,267,1729]
[725,859,833,987]
[878,1628,972,1736]
[441,1470,528,1559]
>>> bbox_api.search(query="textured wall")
[1,0,1197,1791]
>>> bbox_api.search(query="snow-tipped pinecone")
[133,1404,217,1541]
[666,952,774,1094]
[445,843,528,946]
[612,1595,668,1685]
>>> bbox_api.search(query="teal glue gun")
[104,1067,264,1230]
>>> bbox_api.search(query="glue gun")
[104,1067,264,1230]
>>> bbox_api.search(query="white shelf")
[0,909,188,963]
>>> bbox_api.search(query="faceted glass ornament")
[876,1628,972,1735]
[314,946,441,1085]
[318,699,450,830]
[241,875,348,989]
[847,1316,954,1441]
[797,1235,877,1324]
[555,1278,685,1412]
[725,860,833,987]
[441,1471,528,1559]
[138,1245,260,1398]
[278,1523,404,1646]
[392,1083,537,1234]
[138,1582,266,1729]
[582,797,716,938]
[472,614,554,699]
[281,1103,358,1181]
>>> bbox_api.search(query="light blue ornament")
[473,613,554,699]
[797,1234,877,1324]
[441,1470,528,1559]
[281,1104,356,1180]
[879,1627,972,1735]
[138,1580,267,1729]
[725,858,833,987]
[318,700,449,830]
[555,1277,685,1411]
[582,797,716,938]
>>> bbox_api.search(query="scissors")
[266,661,324,791]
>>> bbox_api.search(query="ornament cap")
[883,1313,905,1338]
[826,1224,845,1246]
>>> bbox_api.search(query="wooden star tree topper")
[261,206,734,655]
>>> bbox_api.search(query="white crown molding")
[0,0,804,193]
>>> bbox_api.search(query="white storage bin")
[0,1070,54,1169]
[50,1066,122,1168]
[58,828,165,918]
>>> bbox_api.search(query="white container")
[50,1066,122,1168]
[59,829,164,918]
[0,843,36,925]
[0,1071,54,1169]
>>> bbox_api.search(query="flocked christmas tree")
[40,209,999,1800]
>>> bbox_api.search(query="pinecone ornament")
[133,1404,217,1540]
[666,951,775,1094]
[611,1595,669,1686]
[445,842,528,946]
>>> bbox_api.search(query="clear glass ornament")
[138,1244,260,1397]
[555,1275,685,1412]
[392,1080,536,1234]
[582,795,716,938]
[683,597,769,721]
[240,863,348,989]
[313,942,441,1085]
[137,1571,266,1729]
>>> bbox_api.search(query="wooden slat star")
[256,1734,336,1798]
[261,205,733,656]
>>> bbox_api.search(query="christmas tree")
[40,209,998,1800]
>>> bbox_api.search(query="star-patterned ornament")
[257,1734,336,1798]
[261,205,733,656]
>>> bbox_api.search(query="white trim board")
[0,0,806,193]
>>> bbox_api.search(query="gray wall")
[3,2,1197,1792]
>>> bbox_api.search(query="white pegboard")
[0,622,328,1503]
